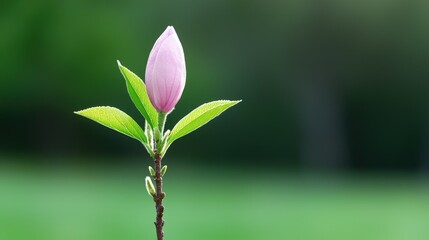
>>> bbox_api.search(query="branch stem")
[153,111,167,240]
[153,153,165,240]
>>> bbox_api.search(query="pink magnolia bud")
[145,26,186,113]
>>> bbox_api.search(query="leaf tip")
[117,60,127,74]
[74,110,83,115]
[226,99,242,106]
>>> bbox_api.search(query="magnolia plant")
[75,26,240,240]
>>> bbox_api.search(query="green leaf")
[169,100,241,143]
[117,61,158,128]
[75,106,147,143]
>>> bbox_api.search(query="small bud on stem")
[161,165,167,176]
[149,166,156,176]
[145,176,156,197]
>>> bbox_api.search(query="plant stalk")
[153,111,167,240]
[158,112,167,134]
[153,153,165,240]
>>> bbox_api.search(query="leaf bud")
[145,176,156,197]
[148,166,155,176]
[145,121,154,148]
[161,165,168,176]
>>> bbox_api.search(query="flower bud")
[145,176,156,197]
[145,26,186,113]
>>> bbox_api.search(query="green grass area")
[0,166,428,240]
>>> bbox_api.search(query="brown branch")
[153,152,165,240]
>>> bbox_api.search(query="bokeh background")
[1,0,429,239]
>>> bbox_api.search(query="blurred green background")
[1,0,429,239]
